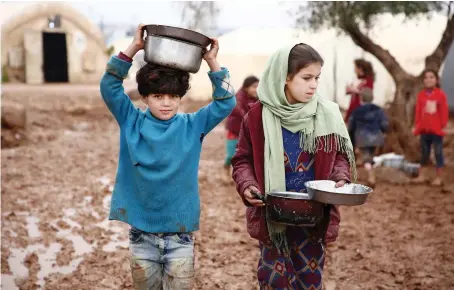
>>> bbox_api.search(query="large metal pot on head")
[143,25,211,73]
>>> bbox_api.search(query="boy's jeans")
[129,227,195,290]
[420,134,444,168]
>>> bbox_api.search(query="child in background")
[100,24,236,289]
[412,69,449,186]
[224,76,259,170]
[345,59,375,123]
[232,43,355,289]
[348,88,389,187]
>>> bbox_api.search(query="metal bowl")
[145,25,211,47]
[304,180,372,206]
[144,35,204,73]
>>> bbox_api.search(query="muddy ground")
[2,84,454,290]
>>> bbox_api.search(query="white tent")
[187,13,449,109]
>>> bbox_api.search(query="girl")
[232,43,355,289]
[345,59,375,123]
[224,76,259,169]
[412,69,449,186]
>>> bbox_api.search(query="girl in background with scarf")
[224,76,259,170]
[232,44,355,289]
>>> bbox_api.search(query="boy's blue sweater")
[100,56,236,233]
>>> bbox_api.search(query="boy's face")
[285,62,321,104]
[142,94,181,120]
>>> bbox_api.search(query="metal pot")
[253,190,324,227]
[144,35,204,73]
[145,25,211,47]
[305,180,372,206]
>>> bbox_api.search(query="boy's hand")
[203,38,219,61]
[243,185,265,207]
[203,39,221,72]
[124,23,146,58]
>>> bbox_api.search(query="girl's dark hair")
[136,64,190,97]
[354,59,375,80]
[287,44,324,77]
[242,75,259,89]
[422,68,440,88]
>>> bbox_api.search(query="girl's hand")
[203,38,219,61]
[335,180,347,188]
[243,185,265,207]
[124,23,146,58]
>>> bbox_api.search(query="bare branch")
[424,13,454,71]
[342,22,411,82]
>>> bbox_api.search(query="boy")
[100,24,236,290]
[348,87,388,187]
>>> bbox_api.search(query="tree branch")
[342,22,411,82]
[424,11,454,71]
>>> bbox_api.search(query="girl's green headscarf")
[257,43,356,251]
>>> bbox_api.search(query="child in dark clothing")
[348,88,388,187]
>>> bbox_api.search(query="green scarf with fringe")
[257,43,356,251]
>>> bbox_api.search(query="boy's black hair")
[136,64,190,97]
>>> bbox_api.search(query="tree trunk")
[384,75,422,162]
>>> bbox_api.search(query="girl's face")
[354,65,364,78]
[423,71,438,89]
[245,81,259,98]
[285,62,321,104]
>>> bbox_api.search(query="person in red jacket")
[345,59,375,126]
[224,76,259,170]
[232,43,355,289]
[412,69,449,186]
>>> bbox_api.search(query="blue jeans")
[420,134,444,168]
[129,227,195,290]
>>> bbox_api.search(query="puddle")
[25,216,41,238]
[5,228,18,238]
[56,231,94,256]
[61,217,82,229]
[63,208,77,217]
[102,240,128,252]
[98,176,111,186]
[102,195,111,211]
[8,243,85,289]
[1,274,19,290]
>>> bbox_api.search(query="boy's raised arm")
[99,24,145,126]
[196,39,236,133]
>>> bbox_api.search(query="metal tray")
[304,180,372,206]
